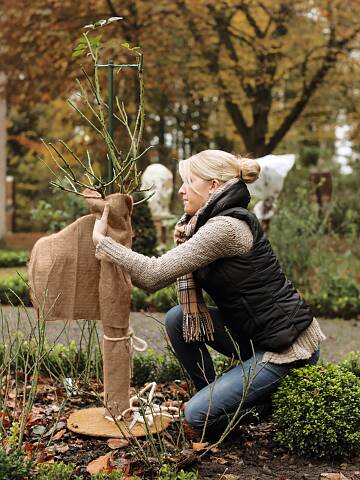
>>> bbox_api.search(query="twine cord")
[104,382,180,428]
[103,331,148,352]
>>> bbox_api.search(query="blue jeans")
[165,305,319,435]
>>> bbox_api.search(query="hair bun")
[238,158,261,183]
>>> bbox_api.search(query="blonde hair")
[179,150,260,185]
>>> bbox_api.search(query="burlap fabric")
[28,190,133,417]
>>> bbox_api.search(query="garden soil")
[26,386,360,480]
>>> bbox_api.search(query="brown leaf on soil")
[107,438,129,450]
[87,452,114,475]
[320,474,350,480]
[52,429,66,441]
[223,475,240,480]
[55,443,69,453]
[211,456,228,465]
[210,446,220,453]
[192,442,208,451]
[23,442,35,459]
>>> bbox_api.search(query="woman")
[93,150,325,438]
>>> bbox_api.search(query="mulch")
[8,376,360,479]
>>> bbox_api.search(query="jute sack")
[28,190,133,416]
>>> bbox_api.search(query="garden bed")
[3,377,360,480]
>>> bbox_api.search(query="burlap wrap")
[28,190,133,417]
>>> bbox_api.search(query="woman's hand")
[93,203,110,247]
[174,224,186,244]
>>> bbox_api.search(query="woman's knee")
[165,305,183,337]
[184,398,207,429]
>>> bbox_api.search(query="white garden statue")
[141,163,174,219]
[247,154,296,224]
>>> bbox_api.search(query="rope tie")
[103,331,148,352]
[104,382,180,427]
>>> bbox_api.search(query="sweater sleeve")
[95,216,253,292]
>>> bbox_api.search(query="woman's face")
[178,175,214,216]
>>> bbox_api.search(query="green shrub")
[133,348,183,385]
[132,286,177,312]
[0,448,32,480]
[131,194,158,257]
[131,287,148,311]
[273,364,360,458]
[146,286,177,312]
[0,250,28,267]
[339,351,360,378]
[36,461,78,480]
[269,182,320,292]
[30,195,88,233]
[305,275,360,319]
[157,464,199,480]
[0,275,31,306]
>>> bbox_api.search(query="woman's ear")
[210,179,221,192]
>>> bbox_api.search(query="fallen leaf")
[211,456,228,465]
[107,438,129,450]
[87,452,113,475]
[52,429,66,441]
[192,442,208,451]
[210,446,220,453]
[55,443,69,453]
[320,474,350,480]
[223,475,240,480]
[23,442,35,459]
[32,425,46,436]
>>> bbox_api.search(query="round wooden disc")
[67,407,172,438]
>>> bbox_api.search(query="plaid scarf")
[175,178,240,342]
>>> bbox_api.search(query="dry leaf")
[52,429,66,441]
[210,446,220,453]
[192,442,208,451]
[320,474,350,480]
[55,443,69,453]
[87,452,113,475]
[211,456,228,465]
[107,438,129,450]
[223,475,240,480]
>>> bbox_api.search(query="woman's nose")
[178,183,185,195]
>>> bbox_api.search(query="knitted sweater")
[95,216,325,364]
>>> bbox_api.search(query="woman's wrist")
[93,233,106,247]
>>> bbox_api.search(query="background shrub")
[0,250,28,268]
[131,287,148,311]
[146,286,178,312]
[132,348,183,385]
[0,275,31,306]
[305,276,360,319]
[339,350,360,378]
[131,194,158,257]
[273,364,360,458]
[30,193,88,233]
[269,167,360,319]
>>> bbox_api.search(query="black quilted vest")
[193,180,314,352]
